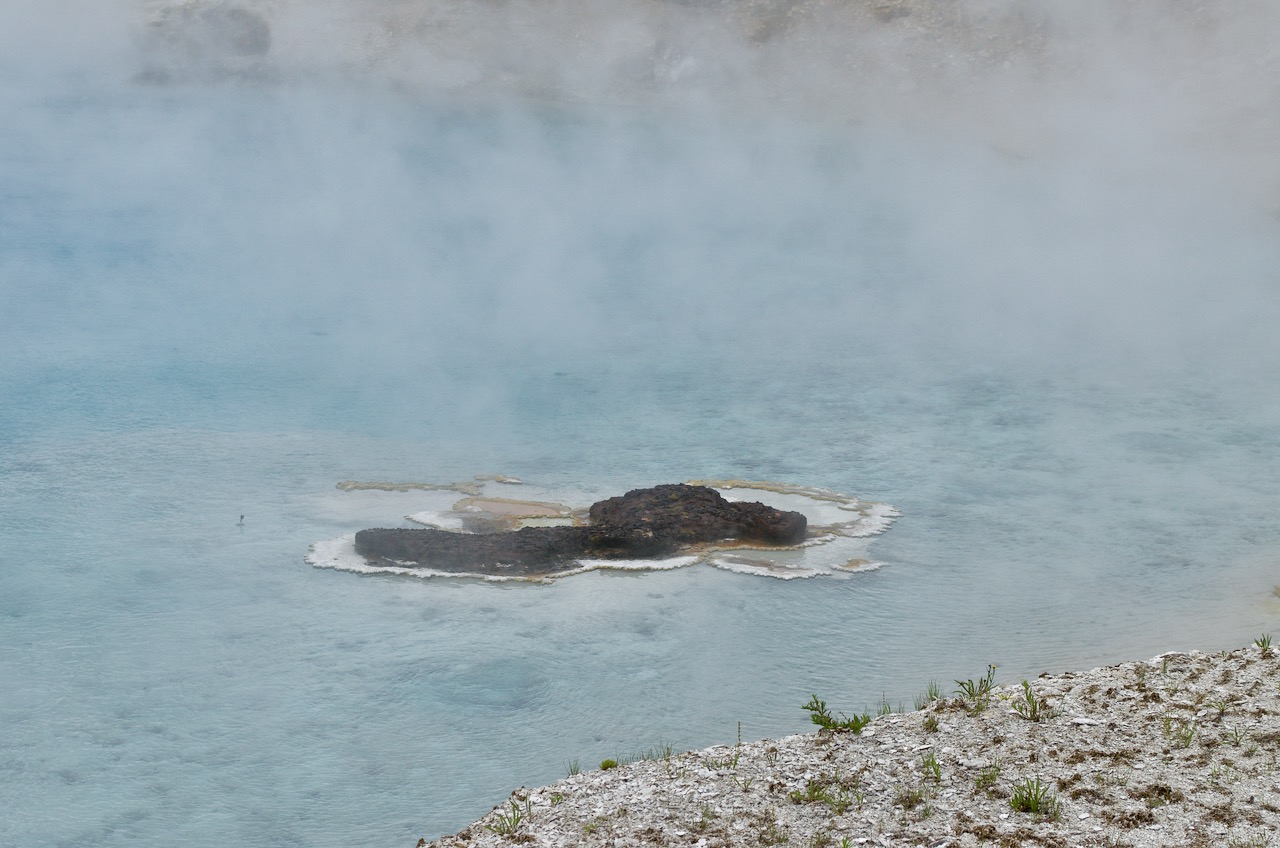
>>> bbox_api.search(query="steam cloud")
[2,1,1278,398]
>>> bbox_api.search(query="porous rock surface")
[587,483,808,551]
[426,645,1280,848]
[355,484,807,576]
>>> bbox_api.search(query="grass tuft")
[955,665,997,714]
[485,799,531,836]
[975,762,1001,794]
[1009,776,1060,818]
[921,751,942,783]
[913,679,944,710]
[894,783,926,810]
[1012,679,1056,722]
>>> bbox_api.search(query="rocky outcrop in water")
[586,483,807,553]
[353,483,807,576]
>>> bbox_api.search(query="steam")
[3,0,1278,403]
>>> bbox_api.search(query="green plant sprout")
[921,751,941,782]
[1012,679,1055,722]
[955,665,997,714]
[803,695,872,733]
[485,799,531,836]
[1009,777,1060,818]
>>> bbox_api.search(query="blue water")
[4,75,1280,847]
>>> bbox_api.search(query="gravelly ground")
[426,644,1280,848]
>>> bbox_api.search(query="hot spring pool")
[3,70,1280,847]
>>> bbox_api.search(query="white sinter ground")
[432,644,1280,848]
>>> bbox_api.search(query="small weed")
[894,783,926,810]
[827,786,859,815]
[809,831,833,848]
[760,823,789,845]
[1208,697,1231,717]
[1227,834,1271,848]
[706,721,743,770]
[549,792,564,806]
[802,695,872,733]
[733,774,755,792]
[975,763,1001,793]
[922,714,939,733]
[755,809,789,846]
[921,751,942,782]
[642,741,677,762]
[802,695,834,725]
[877,693,893,717]
[1211,763,1240,783]
[789,772,861,814]
[789,779,831,805]
[485,799,531,836]
[565,758,581,777]
[1162,716,1196,748]
[1009,776,1060,818]
[600,758,619,770]
[1256,633,1273,657]
[1130,783,1184,808]
[955,665,997,713]
[1229,726,1248,746]
[1012,679,1056,722]
[705,751,738,769]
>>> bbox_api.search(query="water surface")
[3,78,1280,847]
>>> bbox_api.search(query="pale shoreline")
[425,643,1280,848]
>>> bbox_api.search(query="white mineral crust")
[426,646,1280,848]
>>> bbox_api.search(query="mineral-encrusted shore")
[425,645,1280,848]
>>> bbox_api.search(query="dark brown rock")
[354,526,592,576]
[353,483,807,576]
[586,484,807,551]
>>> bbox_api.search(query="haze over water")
[4,2,1280,846]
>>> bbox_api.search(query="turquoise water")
[4,76,1280,847]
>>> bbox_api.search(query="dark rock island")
[354,483,807,577]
